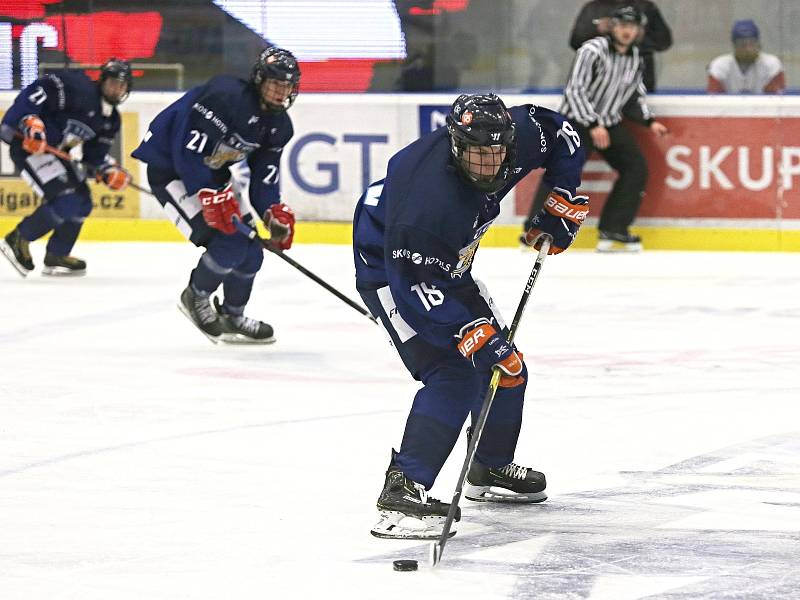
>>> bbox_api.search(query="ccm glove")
[198,183,241,235]
[525,192,589,254]
[96,165,131,191]
[21,115,46,154]
[456,318,525,388]
[265,203,295,250]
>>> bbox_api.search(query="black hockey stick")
[232,216,377,324]
[12,133,156,196]
[429,234,553,567]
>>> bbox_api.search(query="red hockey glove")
[525,192,589,254]
[198,183,241,235]
[265,203,295,250]
[96,165,131,191]
[456,318,525,388]
[21,115,46,155]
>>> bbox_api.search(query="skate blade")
[42,266,86,277]
[0,240,31,278]
[370,511,456,540]
[177,302,220,345]
[596,240,642,253]
[464,484,548,503]
[218,333,276,345]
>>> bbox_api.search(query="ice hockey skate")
[464,460,548,503]
[371,454,460,540]
[42,252,86,276]
[596,230,643,253]
[178,285,223,343]
[0,229,34,277]
[213,298,275,345]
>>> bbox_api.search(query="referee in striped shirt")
[524,5,668,252]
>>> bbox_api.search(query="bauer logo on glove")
[525,189,589,255]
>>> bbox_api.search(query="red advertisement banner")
[516,116,800,221]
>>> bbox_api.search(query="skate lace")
[193,295,218,324]
[500,463,528,480]
[412,481,428,504]
[19,239,32,262]
[232,315,261,335]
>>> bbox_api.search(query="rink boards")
[1,92,800,251]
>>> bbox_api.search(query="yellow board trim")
[1,217,798,251]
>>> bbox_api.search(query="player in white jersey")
[707,19,785,94]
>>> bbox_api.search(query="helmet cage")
[99,58,132,105]
[251,47,301,112]
[446,94,517,194]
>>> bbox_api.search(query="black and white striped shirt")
[560,36,653,129]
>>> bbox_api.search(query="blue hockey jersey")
[353,104,584,349]
[131,75,293,217]
[0,70,121,168]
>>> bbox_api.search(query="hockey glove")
[96,165,131,191]
[265,203,295,250]
[198,183,242,235]
[456,318,525,388]
[525,192,589,254]
[21,115,46,155]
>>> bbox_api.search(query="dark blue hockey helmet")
[99,58,132,105]
[446,93,517,194]
[251,46,301,112]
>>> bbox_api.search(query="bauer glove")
[21,115,47,155]
[456,317,525,388]
[525,191,589,254]
[96,164,131,191]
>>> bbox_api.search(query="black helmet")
[446,93,516,194]
[99,58,132,105]
[610,5,646,26]
[250,46,301,112]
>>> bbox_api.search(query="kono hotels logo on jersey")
[392,248,451,272]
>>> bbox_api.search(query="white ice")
[1,242,799,600]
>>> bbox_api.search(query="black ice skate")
[465,460,548,503]
[596,230,643,253]
[178,285,223,343]
[0,229,34,277]
[371,454,460,540]
[213,298,275,345]
[42,252,86,277]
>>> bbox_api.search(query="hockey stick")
[12,133,155,196]
[430,234,553,567]
[231,216,377,324]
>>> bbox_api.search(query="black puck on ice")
[393,559,418,572]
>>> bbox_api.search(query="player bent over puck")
[353,93,589,539]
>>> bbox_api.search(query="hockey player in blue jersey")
[131,47,300,344]
[353,93,589,539]
[0,59,132,277]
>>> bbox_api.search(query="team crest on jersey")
[204,133,260,169]
[61,118,95,149]
[452,219,495,278]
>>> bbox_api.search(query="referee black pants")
[525,123,648,236]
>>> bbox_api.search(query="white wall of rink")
[3,91,800,226]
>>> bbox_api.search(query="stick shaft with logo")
[231,216,377,324]
[429,234,552,567]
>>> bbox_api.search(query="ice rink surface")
[1,241,799,600]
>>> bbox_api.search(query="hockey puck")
[392,559,418,572]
